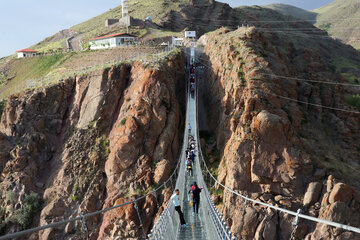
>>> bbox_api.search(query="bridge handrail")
[193,63,233,239]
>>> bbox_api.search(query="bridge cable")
[200,152,360,234]
[192,56,360,115]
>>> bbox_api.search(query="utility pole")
[122,0,130,33]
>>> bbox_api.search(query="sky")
[0,0,334,58]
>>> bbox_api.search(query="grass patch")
[101,137,110,157]
[71,184,80,202]
[0,100,7,119]
[5,54,67,86]
[32,39,66,53]
[0,73,7,89]
[345,94,360,110]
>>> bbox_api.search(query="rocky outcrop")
[0,51,185,239]
[306,177,360,239]
[199,26,360,239]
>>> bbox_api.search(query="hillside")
[30,0,211,53]
[264,1,360,49]
[264,3,317,21]
[314,0,360,49]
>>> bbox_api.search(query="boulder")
[153,159,171,185]
[254,214,277,240]
[241,207,259,237]
[329,183,354,205]
[303,182,322,206]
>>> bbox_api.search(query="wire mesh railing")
[193,82,234,240]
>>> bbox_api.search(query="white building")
[185,31,196,39]
[16,49,38,58]
[89,33,136,50]
[172,37,184,47]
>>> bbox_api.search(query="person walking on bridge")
[171,189,188,227]
[191,183,202,215]
[188,123,192,134]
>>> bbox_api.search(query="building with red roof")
[88,33,136,50]
[16,49,38,58]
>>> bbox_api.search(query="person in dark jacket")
[191,183,202,215]
[189,151,195,162]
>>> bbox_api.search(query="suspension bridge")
[147,47,233,239]
[1,47,360,240]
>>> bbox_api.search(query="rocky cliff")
[0,51,185,239]
[199,27,360,239]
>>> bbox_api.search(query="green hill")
[1,0,359,99]
[314,0,360,49]
[264,3,317,21]
[263,1,360,49]
[30,0,213,53]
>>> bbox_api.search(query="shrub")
[71,195,79,202]
[12,193,42,230]
[6,191,16,203]
[88,120,98,128]
[319,23,331,32]
[120,117,127,126]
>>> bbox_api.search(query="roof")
[16,48,38,53]
[89,33,137,41]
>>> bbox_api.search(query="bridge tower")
[122,0,130,33]
[122,0,129,18]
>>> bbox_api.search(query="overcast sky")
[0,0,334,58]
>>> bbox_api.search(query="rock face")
[0,51,185,239]
[199,26,360,239]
